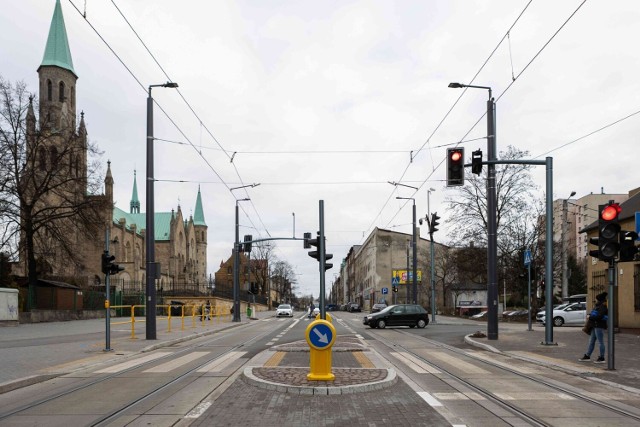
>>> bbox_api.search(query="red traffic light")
[450,150,462,162]
[601,203,621,221]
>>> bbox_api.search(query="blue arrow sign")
[524,249,532,266]
[309,322,333,350]
[382,287,388,294]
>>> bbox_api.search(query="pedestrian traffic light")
[393,286,398,293]
[471,149,482,175]
[446,147,464,187]
[589,203,621,261]
[429,212,440,235]
[101,251,124,275]
[243,234,252,253]
[619,230,639,262]
[303,232,312,249]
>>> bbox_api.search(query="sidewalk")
[464,320,640,393]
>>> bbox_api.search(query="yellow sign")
[392,269,423,284]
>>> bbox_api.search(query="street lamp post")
[145,81,178,340]
[230,184,259,322]
[396,196,417,304]
[448,82,498,340]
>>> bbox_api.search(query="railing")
[108,303,232,339]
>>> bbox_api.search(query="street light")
[449,81,498,340]
[230,184,259,322]
[395,195,418,304]
[146,81,178,340]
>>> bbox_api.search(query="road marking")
[493,392,574,400]
[417,391,443,407]
[264,351,286,367]
[143,352,209,373]
[391,352,441,374]
[466,351,536,374]
[427,351,489,374]
[353,351,375,368]
[197,351,246,373]
[95,352,171,373]
[184,401,211,418]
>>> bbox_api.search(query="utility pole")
[561,191,576,299]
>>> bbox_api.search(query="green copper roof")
[193,185,206,226]
[41,0,75,75]
[113,207,173,241]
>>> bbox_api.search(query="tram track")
[0,317,294,425]
[369,327,640,426]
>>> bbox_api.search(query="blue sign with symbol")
[309,322,333,350]
[382,287,388,294]
[391,277,399,286]
[524,249,532,266]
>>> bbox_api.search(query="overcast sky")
[2,0,639,297]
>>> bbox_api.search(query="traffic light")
[619,231,639,262]
[446,147,464,186]
[589,203,621,261]
[243,234,252,253]
[325,252,333,271]
[393,286,398,293]
[429,212,440,235]
[101,251,124,275]
[306,231,332,270]
[471,149,482,175]
[303,232,312,249]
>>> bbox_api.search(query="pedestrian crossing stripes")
[197,351,246,373]
[391,352,441,374]
[95,352,171,373]
[425,351,490,374]
[144,352,210,373]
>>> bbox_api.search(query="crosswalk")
[94,351,246,375]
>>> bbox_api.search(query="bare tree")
[270,259,297,304]
[0,77,104,307]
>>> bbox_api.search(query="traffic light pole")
[104,226,112,352]
[319,200,327,319]
[486,94,498,340]
[607,260,616,370]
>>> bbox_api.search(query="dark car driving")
[363,304,429,329]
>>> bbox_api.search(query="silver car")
[539,302,586,326]
[276,304,293,317]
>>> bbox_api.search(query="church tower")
[193,186,208,286]
[130,171,140,214]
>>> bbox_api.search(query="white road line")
[391,352,441,374]
[417,391,443,407]
[184,402,211,418]
[197,351,247,373]
[143,352,209,373]
[95,352,171,373]
[427,351,489,374]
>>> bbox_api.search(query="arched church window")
[59,81,65,102]
[49,146,58,168]
[47,80,52,101]
[70,87,75,108]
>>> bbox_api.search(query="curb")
[0,374,58,394]
[241,366,397,395]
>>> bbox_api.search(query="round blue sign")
[306,320,336,350]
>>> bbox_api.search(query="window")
[39,147,47,171]
[59,81,65,102]
[49,147,58,168]
[47,80,52,101]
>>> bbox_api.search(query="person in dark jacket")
[579,292,608,363]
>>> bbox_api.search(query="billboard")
[391,270,422,284]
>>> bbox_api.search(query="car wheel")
[409,325,415,328]
[417,319,427,328]
[553,316,564,327]
[369,324,376,329]
[377,319,386,329]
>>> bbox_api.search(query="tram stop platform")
[242,336,397,395]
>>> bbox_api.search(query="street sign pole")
[525,249,532,332]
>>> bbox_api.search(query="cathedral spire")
[130,170,140,214]
[40,0,76,77]
[193,185,206,226]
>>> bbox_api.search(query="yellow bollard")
[191,305,196,328]
[181,305,185,331]
[305,319,337,381]
[167,306,172,333]
[130,305,136,339]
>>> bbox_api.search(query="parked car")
[539,302,586,326]
[326,304,338,311]
[276,304,293,317]
[371,303,387,313]
[363,304,429,329]
[347,302,361,312]
[536,303,569,323]
[470,310,488,319]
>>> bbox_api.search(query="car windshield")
[377,305,395,314]
[278,304,291,310]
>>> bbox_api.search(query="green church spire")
[193,186,206,226]
[130,171,140,214]
[41,0,76,76]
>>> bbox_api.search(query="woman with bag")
[578,292,608,363]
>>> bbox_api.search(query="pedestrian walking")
[579,292,608,363]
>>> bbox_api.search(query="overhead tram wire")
[361,0,536,241]
[66,0,231,191]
